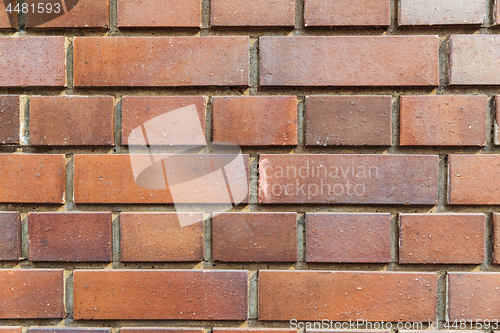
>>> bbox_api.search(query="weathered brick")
[30,96,114,146]
[122,329,203,333]
[25,0,109,28]
[448,154,500,205]
[259,271,437,321]
[0,154,65,204]
[73,270,248,320]
[73,37,249,87]
[212,212,297,262]
[29,329,110,333]
[0,1,16,28]
[450,35,500,85]
[212,96,297,146]
[74,154,249,204]
[399,214,485,264]
[305,0,390,26]
[0,95,20,144]
[122,96,206,146]
[400,95,488,146]
[258,154,439,204]
[399,0,487,25]
[0,212,20,261]
[260,36,439,86]
[0,269,64,318]
[448,272,500,320]
[117,0,200,27]
[493,214,500,264]
[211,0,294,26]
[0,37,65,87]
[28,212,112,262]
[120,212,204,262]
[214,330,296,333]
[305,95,392,146]
[306,213,391,263]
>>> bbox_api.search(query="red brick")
[0,37,65,87]
[306,213,391,263]
[493,214,500,264]
[0,212,20,261]
[30,96,114,146]
[450,35,500,85]
[0,95,20,144]
[25,0,109,28]
[214,330,296,333]
[118,0,200,27]
[448,272,500,320]
[212,212,297,262]
[0,1,16,28]
[399,214,485,264]
[73,270,248,320]
[120,212,204,262]
[28,212,112,262]
[29,329,110,333]
[212,96,297,146]
[305,0,390,26]
[258,154,439,204]
[305,95,392,146]
[122,329,203,333]
[211,0,294,26]
[0,269,64,318]
[448,154,500,205]
[122,96,206,146]
[73,37,249,87]
[400,95,488,146]
[399,0,487,25]
[0,154,65,204]
[260,36,439,86]
[74,154,249,204]
[259,270,437,321]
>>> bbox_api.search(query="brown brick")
[0,1,16,28]
[122,96,206,146]
[0,37,65,87]
[450,35,500,85]
[74,154,249,204]
[211,0,294,26]
[399,214,485,264]
[400,95,488,146]
[0,154,65,204]
[25,0,109,28]
[448,154,500,205]
[0,269,64,318]
[120,212,204,262]
[305,0,390,26]
[306,213,391,263]
[73,270,248,320]
[448,272,500,320]
[212,212,297,262]
[493,214,500,264]
[30,96,114,146]
[305,95,392,146]
[259,270,437,321]
[73,37,249,87]
[399,0,487,25]
[0,95,20,144]
[122,329,203,333]
[28,212,112,262]
[29,329,110,333]
[213,96,297,146]
[260,36,439,86]
[258,154,439,204]
[0,212,21,261]
[118,0,200,27]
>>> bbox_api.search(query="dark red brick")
[306,213,391,263]
[30,96,114,146]
[399,214,485,264]
[0,269,64,318]
[120,212,204,262]
[73,270,248,320]
[118,0,201,27]
[73,37,249,87]
[305,0,390,26]
[0,95,20,144]
[211,0,294,26]
[212,212,297,262]
[259,270,437,321]
[0,212,20,261]
[399,0,487,25]
[212,96,297,146]
[305,95,392,146]
[260,36,439,86]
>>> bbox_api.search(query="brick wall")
[1,0,500,332]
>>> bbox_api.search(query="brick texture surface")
[493,214,500,264]
[0,95,20,144]
[399,0,487,25]
[305,0,391,26]
[0,1,16,28]
[211,0,294,26]
[117,0,201,27]
[0,212,21,261]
